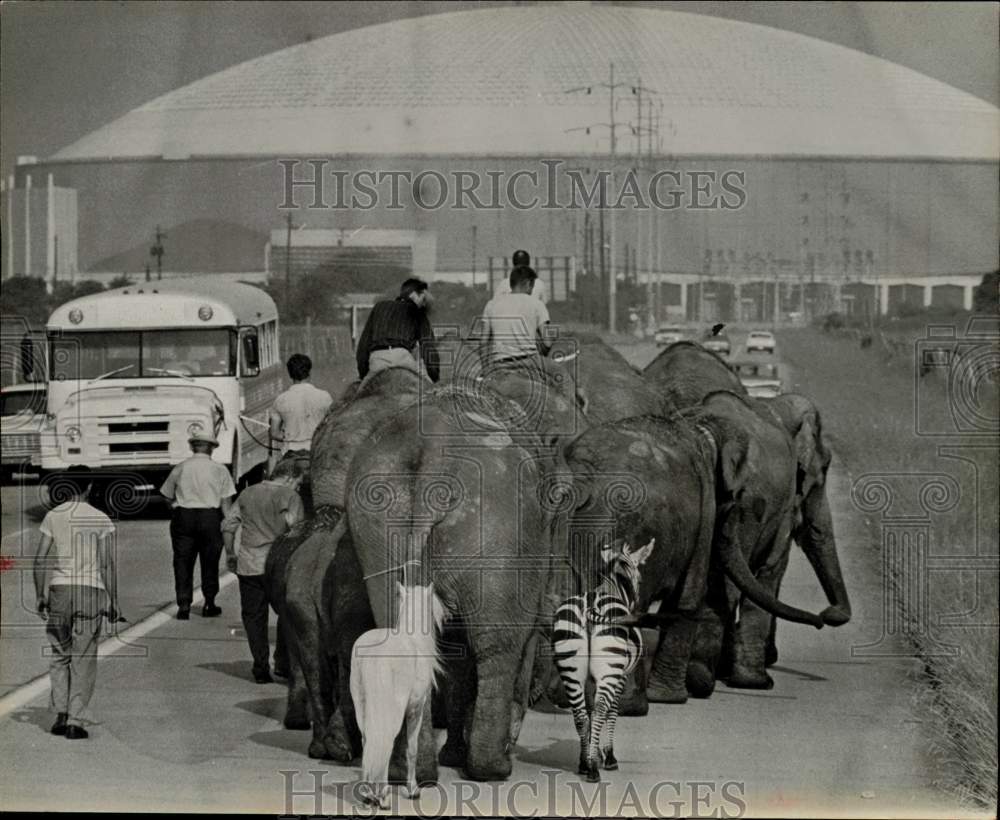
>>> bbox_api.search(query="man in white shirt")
[33,466,119,739]
[479,264,554,366]
[268,353,333,477]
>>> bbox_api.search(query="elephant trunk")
[716,504,825,629]
[796,488,852,626]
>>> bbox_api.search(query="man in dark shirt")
[356,278,440,382]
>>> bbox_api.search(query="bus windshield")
[50,329,236,380]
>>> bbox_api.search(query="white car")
[654,325,687,347]
[746,330,776,354]
[1,382,47,479]
[732,362,782,398]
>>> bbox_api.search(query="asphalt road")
[0,337,979,817]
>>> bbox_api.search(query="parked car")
[1,382,47,480]
[654,325,687,347]
[746,330,777,354]
[731,361,782,398]
[701,329,731,357]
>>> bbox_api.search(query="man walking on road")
[268,353,332,512]
[221,458,305,684]
[160,431,236,620]
[355,278,440,384]
[33,466,120,739]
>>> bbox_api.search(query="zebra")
[552,537,655,782]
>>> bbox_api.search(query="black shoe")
[65,725,89,740]
[202,603,222,618]
[272,667,289,680]
[50,713,68,736]
[177,608,190,620]
[253,670,274,685]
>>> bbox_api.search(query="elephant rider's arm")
[283,492,305,530]
[355,309,376,381]
[417,311,441,383]
[534,298,553,357]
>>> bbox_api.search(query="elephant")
[638,341,851,689]
[276,368,427,760]
[336,379,565,782]
[559,410,829,714]
[643,340,745,412]
[567,332,663,424]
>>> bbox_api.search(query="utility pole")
[285,211,293,307]
[565,62,634,333]
[471,224,477,288]
[150,226,166,281]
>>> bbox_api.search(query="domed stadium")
[4,4,998,322]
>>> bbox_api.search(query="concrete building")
[11,5,998,321]
[265,228,437,281]
[1,163,79,287]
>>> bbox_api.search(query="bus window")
[240,331,261,377]
[144,329,234,376]
[51,331,141,381]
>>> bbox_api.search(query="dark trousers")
[170,507,223,609]
[238,574,270,675]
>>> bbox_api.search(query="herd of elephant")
[262,334,852,784]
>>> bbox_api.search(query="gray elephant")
[559,412,828,714]
[337,380,565,782]
[643,340,745,411]
[642,342,851,691]
[276,369,426,761]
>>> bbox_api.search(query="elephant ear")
[719,429,759,501]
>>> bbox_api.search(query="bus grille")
[107,421,169,434]
[108,442,170,454]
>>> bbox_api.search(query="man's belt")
[370,342,415,353]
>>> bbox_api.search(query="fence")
[280,322,354,361]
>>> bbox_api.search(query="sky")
[1,0,998,180]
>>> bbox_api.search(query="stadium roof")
[52,5,999,162]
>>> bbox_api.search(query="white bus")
[40,277,282,489]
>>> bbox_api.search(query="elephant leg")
[765,578,780,667]
[280,617,310,730]
[727,557,787,690]
[687,574,731,698]
[464,625,531,781]
[647,614,697,704]
[439,642,475,769]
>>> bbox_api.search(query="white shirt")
[160,452,237,509]
[39,501,116,590]
[481,292,551,361]
[270,382,334,453]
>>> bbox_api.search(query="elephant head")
[765,393,851,627]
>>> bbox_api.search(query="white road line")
[0,571,238,718]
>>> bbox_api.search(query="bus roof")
[47,277,278,331]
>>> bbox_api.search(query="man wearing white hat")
[160,431,236,620]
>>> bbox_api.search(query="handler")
[160,431,236,619]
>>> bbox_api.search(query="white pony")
[350,581,446,808]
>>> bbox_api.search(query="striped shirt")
[356,297,439,382]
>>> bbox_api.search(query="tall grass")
[778,326,998,808]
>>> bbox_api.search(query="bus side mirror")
[241,332,261,377]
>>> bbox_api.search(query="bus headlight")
[65,426,82,443]
[187,421,204,438]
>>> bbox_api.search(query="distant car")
[746,330,776,354]
[654,325,687,347]
[701,331,731,357]
[1,382,47,478]
[732,362,782,398]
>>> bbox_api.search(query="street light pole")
[285,211,293,307]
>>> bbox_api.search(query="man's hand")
[226,554,238,574]
[36,597,49,621]
[105,604,126,624]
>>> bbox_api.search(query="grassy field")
[777,325,998,809]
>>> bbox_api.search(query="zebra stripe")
[551,543,650,781]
